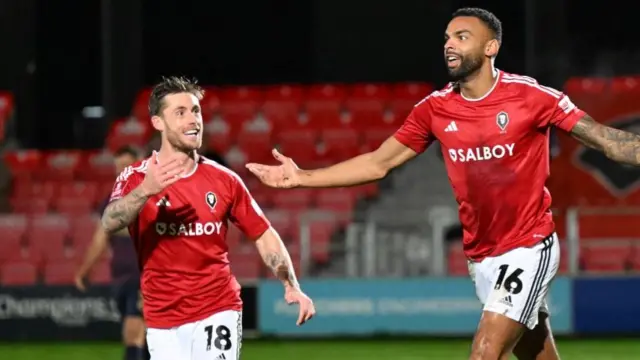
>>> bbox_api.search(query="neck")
[458,63,498,100]
[157,142,198,174]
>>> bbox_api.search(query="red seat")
[629,246,640,271]
[315,188,357,213]
[36,151,82,181]
[204,117,235,154]
[0,91,14,141]
[11,181,57,202]
[4,150,42,181]
[89,260,112,284]
[262,85,305,129]
[362,128,394,151]
[226,225,243,248]
[219,86,263,124]
[106,118,151,151]
[43,262,77,285]
[272,189,314,212]
[305,84,347,128]
[201,86,222,120]
[56,181,99,205]
[581,243,630,273]
[295,210,338,263]
[345,83,391,126]
[131,88,152,121]
[1,261,37,285]
[54,197,94,215]
[447,242,468,276]
[390,82,433,119]
[578,213,640,240]
[276,130,320,167]
[11,198,50,214]
[610,76,640,96]
[228,248,261,280]
[236,131,273,163]
[0,214,28,261]
[318,129,361,161]
[76,150,117,181]
[264,209,294,238]
[28,215,70,262]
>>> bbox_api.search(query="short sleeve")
[109,165,143,203]
[393,100,435,154]
[536,87,585,132]
[229,176,270,240]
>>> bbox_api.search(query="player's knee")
[123,316,146,346]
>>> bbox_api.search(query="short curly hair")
[452,7,502,44]
[148,76,204,117]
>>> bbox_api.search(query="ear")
[485,39,500,58]
[151,115,164,131]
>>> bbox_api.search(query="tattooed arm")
[570,114,640,166]
[101,185,150,234]
[254,228,300,290]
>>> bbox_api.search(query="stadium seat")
[1,261,37,285]
[629,246,640,271]
[315,188,357,213]
[56,181,99,205]
[36,151,82,181]
[318,129,362,161]
[43,261,77,285]
[581,243,630,273]
[131,88,152,121]
[89,260,112,284]
[294,210,338,264]
[219,86,263,124]
[204,117,235,154]
[276,130,320,167]
[263,209,294,238]
[54,197,94,215]
[447,242,468,276]
[201,86,222,120]
[345,83,391,127]
[0,91,14,141]
[362,128,395,151]
[11,197,50,214]
[577,213,640,240]
[228,247,261,280]
[262,85,305,130]
[11,181,57,202]
[76,150,117,181]
[4,150,43,181]
[305,84,347,128]
[272,189,314,212]
[226,225,243,248]
[390,82,433,119]
[106,118,151,151]
[27,215,70,262]
[236,130,273,163]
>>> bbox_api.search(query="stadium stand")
[4,77,640,285]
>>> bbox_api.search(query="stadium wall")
[0,278,638,340]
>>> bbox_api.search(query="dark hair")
[452,7,502,44]
[114,145,141,159]
[148,76,204,117]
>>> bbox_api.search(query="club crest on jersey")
[205,192,217,211]
[496,111,509,133]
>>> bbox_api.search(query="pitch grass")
[0,338,638,359]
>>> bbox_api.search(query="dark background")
[0,0,637,149]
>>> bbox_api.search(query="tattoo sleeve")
[101,186,149,233]
[570,114,640,166]
[255,230,300,289]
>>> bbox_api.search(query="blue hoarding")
[574,277,640,334]
[258,277,572,336]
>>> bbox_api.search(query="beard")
[447,53,484,82]
[165,128,201,153]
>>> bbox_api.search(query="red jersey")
[394,70,585,261]
[109,155,270,328]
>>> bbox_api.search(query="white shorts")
[146,310,242,360]
[468,233,559,329]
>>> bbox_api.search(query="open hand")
[245,149,301,189]
[140,152,186,196]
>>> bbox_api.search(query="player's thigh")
[471,310,526,360]
[191,310,243,360]
[513,312,560,360]
[484,234,559,330]
[121,284,145,345]
[146,328,184,360]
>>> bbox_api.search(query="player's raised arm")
[570,114,640,166]
[102,155,185,233]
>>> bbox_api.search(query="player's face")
[155,93,203,152]
[444,16,491,81]
[114,153,137,174]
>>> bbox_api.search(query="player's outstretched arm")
[246,136,417,189]
[254,228,315,325]
[571,114,640,165]
[74,221,110,291]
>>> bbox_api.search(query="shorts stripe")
[235,311,243,360]
[518,235,553,324]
